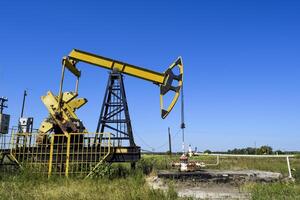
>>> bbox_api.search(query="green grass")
[0,154,299,199]
[245,183,300,200]
[0,169,187,200]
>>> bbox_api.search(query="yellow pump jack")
[4,50,183,177]
[37,49,183,148]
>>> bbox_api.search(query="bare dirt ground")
[147,170,282,199]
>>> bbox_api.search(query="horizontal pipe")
[195,153,295,158]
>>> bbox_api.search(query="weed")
[246,182,300,200]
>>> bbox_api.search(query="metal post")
[75,77,79,94]
[180,84,185,154]
[168,127,172,155]
[20,90,27,118]
[65,135,71,177]
[48,135,54,178]
[0,99,3,114]
[0,97,8,114]
[286,156,293,179]
[57,65,66,111]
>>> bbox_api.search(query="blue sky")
[0,0,299,151]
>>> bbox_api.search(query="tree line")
[204,145,287,155]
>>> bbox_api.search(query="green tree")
[257,145,273,155]
[204,149,211,154]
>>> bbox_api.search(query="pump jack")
[37,49,184,164]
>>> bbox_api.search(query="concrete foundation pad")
[158,169,282,183]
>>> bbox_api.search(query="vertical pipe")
[48,135,54,178]
[108,132,111,154]
[180,84,185,154]
[286,156,293,179]
[57,65,66,111]
[168,127,172,155]
[0,99,3,114]
[75,77,79,94]
[65,135,71,178]
[20,90,27,118]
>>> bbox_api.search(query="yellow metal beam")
[48,135,54,178]
[67,49,165,84]
[65,135,70,178]
[63,58,81,77]
[41,91,87,136]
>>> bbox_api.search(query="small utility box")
[19,117,34,133]
[0,114,10,134]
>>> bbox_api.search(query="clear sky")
[0,0,299,152]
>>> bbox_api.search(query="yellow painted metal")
[85,152,110,178]
[65,135,71,177]
[7,132,112,177]
[38,121,53,133]
[48,135,54,178]
[7,132,21,168]
[40,91,87,136]
[67,49,164,83]
[160,57,184,118]
[61,91,77,102]
[62,58,81,77]
[67,98,87,111]
[86,133,111,178]
[63,49,184,118]
[6,131,51,175]
[115,148,128,153]
[7,154,20,167]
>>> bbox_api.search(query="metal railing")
[194,153,295,179]
[1,131,112,177]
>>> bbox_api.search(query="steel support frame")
[96,72,136,148]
